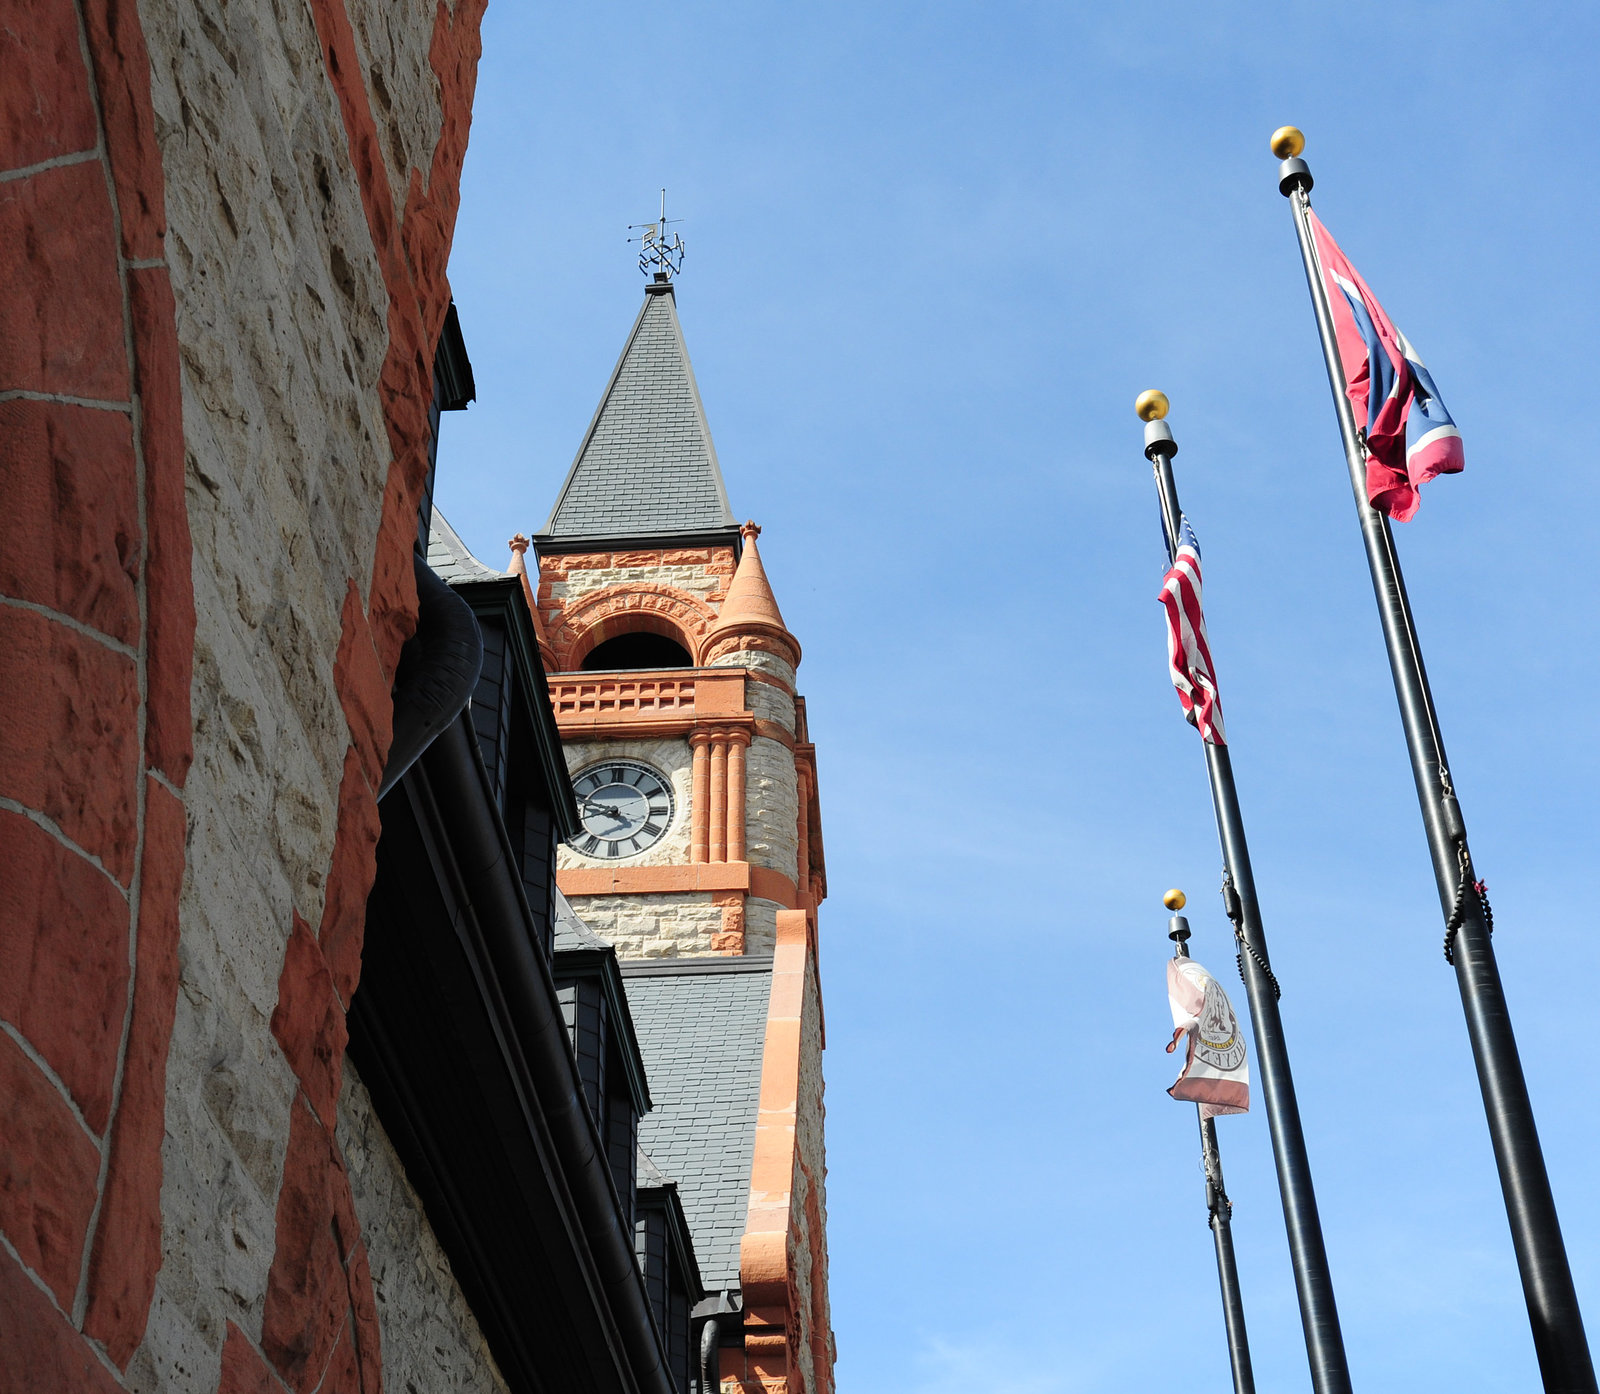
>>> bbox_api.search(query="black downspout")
[692,1293,741,1394]
[419,716,676,1394]
[380,553,484,800]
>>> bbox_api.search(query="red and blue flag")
[1308,211,1464,522]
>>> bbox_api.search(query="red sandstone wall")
[1,0,193,1382]
[0,1,489,1389]
[732,911,835,1394]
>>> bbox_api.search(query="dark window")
[580,632,693,671]
[557,979,606,1126]
[606,1079,637,1232]
[635,1211,667,1340]
[519,800,557,956]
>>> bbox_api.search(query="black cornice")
[350,717,674,1394]
[532,527,743,559]
[450,574,580,840]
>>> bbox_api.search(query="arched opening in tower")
[579,631,694,671]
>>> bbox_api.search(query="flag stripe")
[1157,517,1226,745]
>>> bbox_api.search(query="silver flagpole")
[1141,396,1353,1394]
[1165,893,1255,1394]
[1271,127,1596,1394]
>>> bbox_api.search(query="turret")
[702,522,801,675]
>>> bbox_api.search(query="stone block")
[0,1028,101,1308]
[84,776,187,1368]
[0,161,128,400]
[124,1286,224,1394]
[80,0,168,258]
[261,1099,349,1393]
[344,0,445,236]
[0,0,99,173]
[270,913,348,1125]
[127,266,194,785]
[0,1243,124,1394]
[745,737,799,882]
[0,808,130,1134]
[318,748,382,1008]
[0,398,141,645]
[333,585,391,792]
[218,1321,280,1394]
[0,605,140,883]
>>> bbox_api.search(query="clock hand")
[583,801,627,820]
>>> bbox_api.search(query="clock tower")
[526,274,826,959]
[517,270,834,1394]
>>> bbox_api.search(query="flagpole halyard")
[1275,132,1597,1394]
[1143,405,1355,1394]
[1168,902,1256,1394]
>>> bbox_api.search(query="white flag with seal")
[1165,957,1250,1118]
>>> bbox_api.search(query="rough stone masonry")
[0,0,496,1389]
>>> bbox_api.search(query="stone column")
[690,731,711,863]
[796,767,811,900]
[727,731,750,862]
[709,734,729,863]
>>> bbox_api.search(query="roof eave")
[533,525,744,559]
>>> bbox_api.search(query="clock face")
[571,760,675,859]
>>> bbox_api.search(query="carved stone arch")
[549,583,718,671]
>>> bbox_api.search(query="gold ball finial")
[1136,389,1170,423]
[1163,888,1187,911]
[1270,126,1305,159]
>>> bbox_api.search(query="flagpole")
[1167,900,1256,1394]
[1271,130,1596,1394]
[1140,396,1354,1394]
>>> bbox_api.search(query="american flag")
[1157,516,1226,745]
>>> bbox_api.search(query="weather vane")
[628,188,685,280]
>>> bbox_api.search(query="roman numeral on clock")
[570,762,673,857]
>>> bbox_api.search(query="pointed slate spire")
[536,280,738,553]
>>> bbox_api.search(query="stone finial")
[740,520,762,543]
[507,533,531,579]
[504,533,557,669]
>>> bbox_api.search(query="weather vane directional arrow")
[628,188,686,280]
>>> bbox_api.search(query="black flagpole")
[1272,127,1597,1393]
[1166,897,1256,1394]
[1141,396,1354,1394]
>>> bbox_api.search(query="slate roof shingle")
[621,957,773,1290]
[553,889,609,952]
[426,512,503,584]
[539,289,737,544]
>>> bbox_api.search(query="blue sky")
[434,4,1600,1388]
